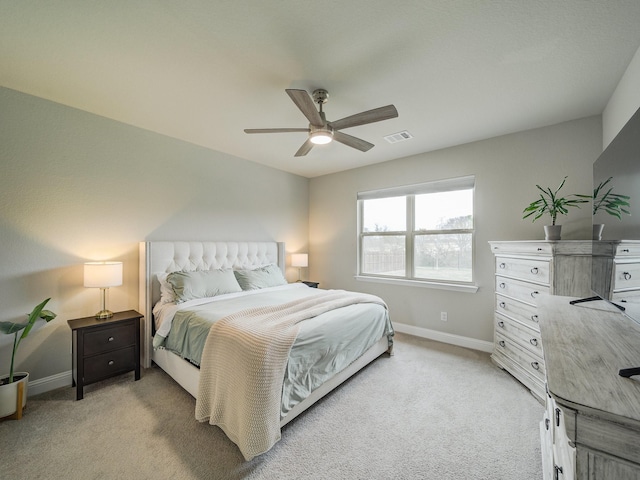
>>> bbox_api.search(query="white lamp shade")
[84,262,123,288]
[291,254,308,268]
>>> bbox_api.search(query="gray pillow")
[167,269,242,303]
[234,264,288,290]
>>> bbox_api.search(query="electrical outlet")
[440,311,448,322]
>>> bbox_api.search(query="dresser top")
[539,294,640,426]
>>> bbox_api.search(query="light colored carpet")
[0,333,543,479]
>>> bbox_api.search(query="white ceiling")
[2,1,640,178]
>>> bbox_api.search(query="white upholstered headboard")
[138,241,285,367]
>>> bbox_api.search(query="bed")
[138,241,393,460]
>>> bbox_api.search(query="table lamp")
[291,253,308,282]
[84,261,123,319]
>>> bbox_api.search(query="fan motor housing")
[312,89,329,104]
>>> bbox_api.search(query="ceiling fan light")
[309,130,333,145]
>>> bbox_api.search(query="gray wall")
[0,87,309,382]
[309,116,601,343]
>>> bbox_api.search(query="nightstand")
[302,281,319,288]
[68,310,142,400]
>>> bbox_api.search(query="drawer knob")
[529,338,538,347]
[537,248,542,251]
[499,282,506,289]
[623,272,632,281]
[623,248,630,253]
[530,291,539,298]
[108,337,115,342]
[545,418,550,431]
[108,360,114,366]
[531,314,539,322]
[499,302,506,309]
[498,340,505,348]
[497,321,504,328]
[499,262,506,269]
[531,361,540,370]
[530,267,539,274]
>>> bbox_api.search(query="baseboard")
[27,370,73,397]
[393,322,493,353]
[24,327,492,396]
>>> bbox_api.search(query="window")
[358,176,475,287]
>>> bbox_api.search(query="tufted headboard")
[138,241,285,367]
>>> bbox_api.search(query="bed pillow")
[167,269,242,303]
[234,264,288,290]
[157,272,177,304]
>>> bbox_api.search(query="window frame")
[356,176,478,293]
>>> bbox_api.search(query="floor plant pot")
[593,223,604,241]
[0,372,28,419]
[544,225,562,241]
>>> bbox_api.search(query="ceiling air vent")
[384,130,413,144]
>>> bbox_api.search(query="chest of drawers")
[489,241,594,401]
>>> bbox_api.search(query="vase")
[593,224,604,241]
[544,225,562,241]
[0,372,28,419]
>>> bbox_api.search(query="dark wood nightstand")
[67,310,142,400]
[302,281,319,288]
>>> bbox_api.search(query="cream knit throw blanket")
[194,289,387,460]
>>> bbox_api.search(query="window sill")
[354,275,478,293]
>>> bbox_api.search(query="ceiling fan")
[244,89,398,157]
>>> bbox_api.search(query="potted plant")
[522,176,589,240]
[0,298,56,419]
[592,176,631,240]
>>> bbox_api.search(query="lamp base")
[95,309,114,320]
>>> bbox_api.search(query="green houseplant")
[592,176,631,240]
[522,176,589,240]
[0,298,56,418]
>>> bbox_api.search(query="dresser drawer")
[83,346,136,383]
[495,294,540,330]
[496,276,550,306]
[495,331,546,382]
[495,314,543,358]
[613,261,640,291]
[84,322,136,356]
[490,242,552,256]
[496,256,550,284]
[616,243,640,257]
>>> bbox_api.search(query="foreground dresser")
[539,295,640,480]
[488,241,594,401]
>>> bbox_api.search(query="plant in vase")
[592,176,631,240]
[522,176,589,240]
[0,298,56,419]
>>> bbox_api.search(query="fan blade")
[294,138,314,157]
[329,105,398,131]
[333,131,374,152]
[244,128,309,134]
[286,89,324,127]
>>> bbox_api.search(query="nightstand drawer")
[83,346,136,383]
[84,322,136,356]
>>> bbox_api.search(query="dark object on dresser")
[301,281,319,288]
